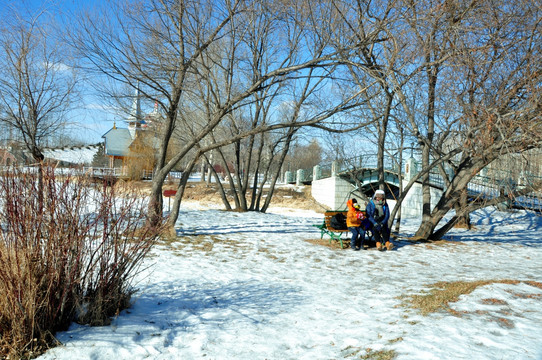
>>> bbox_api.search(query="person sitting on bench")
[346,198,365,251]
[366,190,394,251]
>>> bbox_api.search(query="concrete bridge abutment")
[311,176,360,210]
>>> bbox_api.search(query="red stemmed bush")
[0,166,163,358]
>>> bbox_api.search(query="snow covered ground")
[39,204,542,360]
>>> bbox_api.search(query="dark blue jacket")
[366,199,390,228]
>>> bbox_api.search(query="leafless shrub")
[0,166,163,358]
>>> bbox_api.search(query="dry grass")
[360,349,397,360]
[343,347,397,360]
[400,280,542,316]
[168,234,252,255]
[422,240,466,250]
[128,181,327,212]
[304,238,349,249]
[480,298,509,305]
[525,281,542,289]
[268,186,327,211]
[388,337,404,344]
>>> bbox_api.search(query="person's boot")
[376,242,383,251]
[385,241,394,251]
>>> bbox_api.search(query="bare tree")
[286,139,323,173]
[388,0,542,240]
[422,0,542,239]
[68,0,244,224]
[319,0,541,241]
[316,0,413,227]
[69,0,385,227]
[0,4,77,166]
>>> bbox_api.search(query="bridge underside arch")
[358,181,400,199]
[339,169,401,199]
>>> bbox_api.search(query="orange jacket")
[346,199,362,227]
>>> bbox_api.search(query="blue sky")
[0,0,119,144]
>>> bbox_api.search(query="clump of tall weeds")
[0,166,163,358]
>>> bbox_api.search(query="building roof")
[42,145,100,165]
[102,127,133,157]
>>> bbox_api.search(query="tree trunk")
[377,93,392,190]
[249,134,265,210]
[148,185,163,226]
[166,159,198,228]
[416,63,438,239]
[453,188,471,229]
[414,156,491,239]
[261,130,296,212]
[204,153,233,211]
[216,146,239,210]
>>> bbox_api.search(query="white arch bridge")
[286,154,542,213]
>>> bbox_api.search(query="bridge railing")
[312,154,542,210]
[320,163,333,178]
[333,154,404,174]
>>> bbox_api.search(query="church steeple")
[126,84,142,139]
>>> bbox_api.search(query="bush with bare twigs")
[0,166,163,358]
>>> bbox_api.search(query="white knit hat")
[374,190,385,197]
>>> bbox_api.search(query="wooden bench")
[313,210,349,248]
[313,210,373,249]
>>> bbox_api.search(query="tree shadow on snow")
[118,279,306,347]
[433,208,542,248]
[54,280,306,351]
[178,223,318,236]
[176,209,321,236]
[383,208,542,250]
